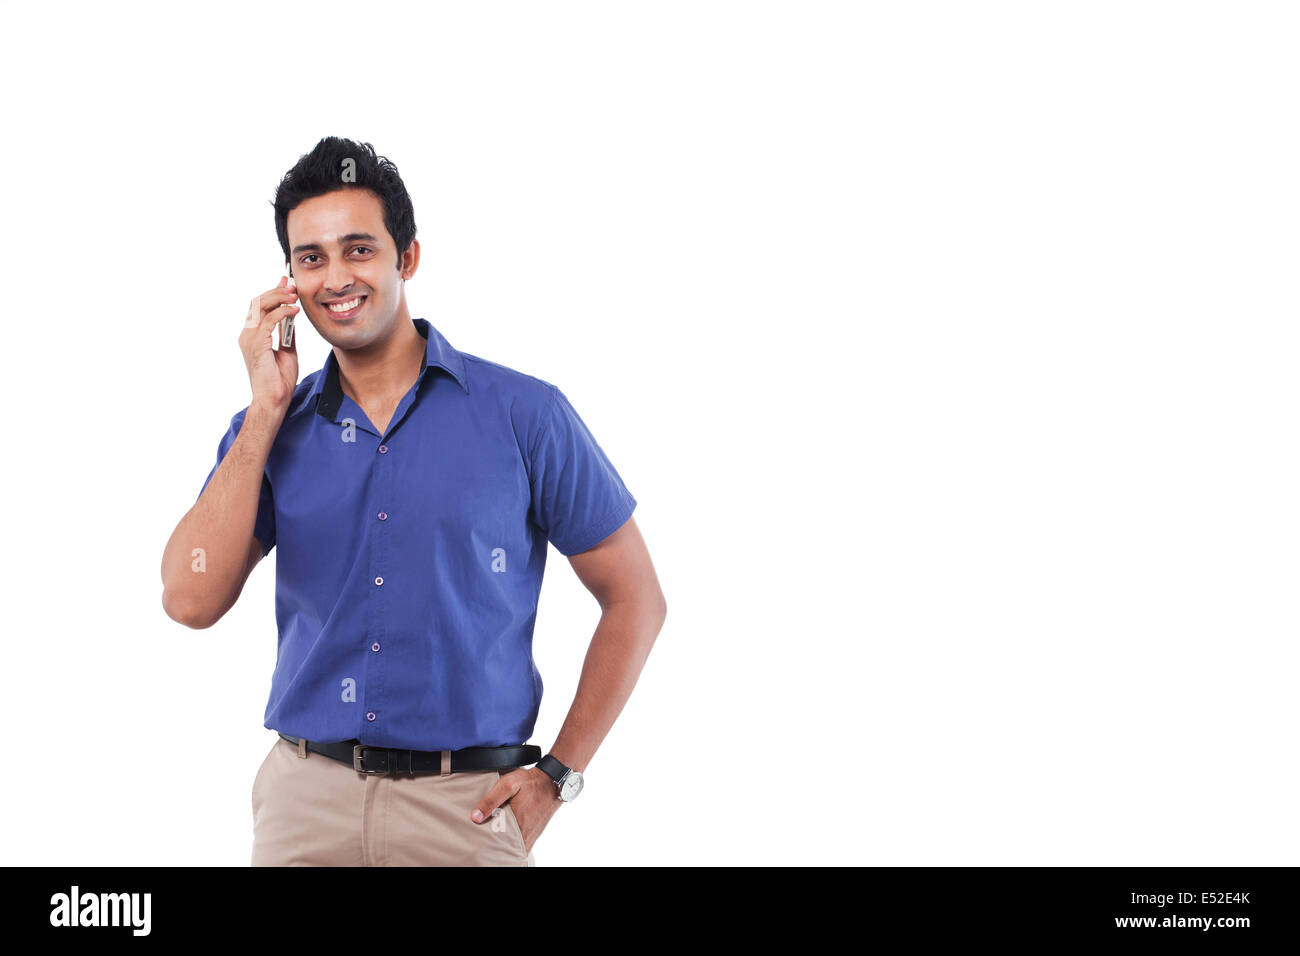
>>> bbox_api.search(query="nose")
[324,263,355,298]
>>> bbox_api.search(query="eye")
[351,246,373,255]
[300,254,320,265]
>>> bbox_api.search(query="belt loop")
[298,737,308,759]
[440,750,451,776]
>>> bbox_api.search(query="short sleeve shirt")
[197,318,637,749]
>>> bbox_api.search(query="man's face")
[285,188,415,350]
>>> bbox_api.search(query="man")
[160,137,666,866]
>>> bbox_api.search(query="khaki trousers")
[251,735,536,866]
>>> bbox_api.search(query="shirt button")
[366,712,376,721]
[371,642,381,652]
[378,511,387,521]
[374,576,384,586]
[378,444,388,454]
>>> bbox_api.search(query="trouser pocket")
[495,771,529,859]
[251,737,281,814]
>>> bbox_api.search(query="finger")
[265,302,300,341]
[248,305,300,350]
[471,781,513,823]
[246,279,298,322]
[261,285,298,314]
[242,289,297,332]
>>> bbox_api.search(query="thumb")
[471,780,514,824]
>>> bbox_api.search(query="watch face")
[560,771,583,801]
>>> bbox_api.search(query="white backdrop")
[2,1,1297,866]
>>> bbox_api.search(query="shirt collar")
[298,318,469,421]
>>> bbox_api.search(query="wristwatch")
[535,753,584,802]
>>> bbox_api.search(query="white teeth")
[328,296,363,312]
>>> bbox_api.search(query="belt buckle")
[353,744,384,774]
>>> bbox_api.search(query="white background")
[2,1,1296,866]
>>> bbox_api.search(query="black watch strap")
[536,753,569,786]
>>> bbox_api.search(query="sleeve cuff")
[554,493,637,556]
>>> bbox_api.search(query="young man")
[160,137,666,866]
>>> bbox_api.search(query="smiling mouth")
[324,295,367,318]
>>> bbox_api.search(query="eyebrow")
[291,233,381,255]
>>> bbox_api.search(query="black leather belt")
[277,732,541,775]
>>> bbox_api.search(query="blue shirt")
[197,318,637,750]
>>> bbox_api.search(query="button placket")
[365,438,392,734]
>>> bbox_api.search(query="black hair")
[271,137,417,277]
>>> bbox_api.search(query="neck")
[334,307,424,406]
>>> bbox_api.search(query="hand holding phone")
[240,275,301,418]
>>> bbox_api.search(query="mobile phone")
[279,273,296,348]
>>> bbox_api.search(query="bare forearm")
[161,402,282,627]
[546,599,666,773]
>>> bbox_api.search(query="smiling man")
[160,137,667,866]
